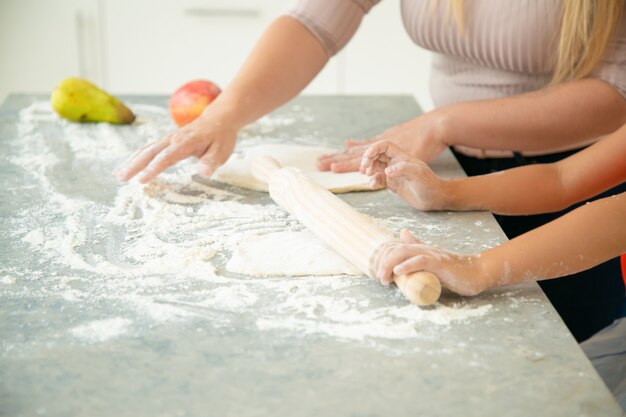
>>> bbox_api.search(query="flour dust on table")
[2,100,505,352]
[212,143,376,193]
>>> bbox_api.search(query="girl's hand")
[376,230,490,297]
[316,112,449,173]
[361,141,451,211]
[113,110,239,183]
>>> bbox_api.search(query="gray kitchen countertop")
[0,94,622,417]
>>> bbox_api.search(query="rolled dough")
[212,144,375,193]
[225,230,361,277]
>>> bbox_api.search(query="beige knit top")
[286,0,626,157]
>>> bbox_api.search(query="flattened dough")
[225,230,361,277]
[212,144,374,193]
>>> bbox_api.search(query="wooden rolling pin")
[251,155,441,306]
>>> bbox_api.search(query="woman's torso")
[400,0,562,109]
[287,0,619,156]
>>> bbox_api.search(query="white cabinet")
[101,0,341,95]
[0,0,104,101]
[0,0,432,109]
[341,1,433,110]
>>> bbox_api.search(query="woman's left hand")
[316,112,450,173]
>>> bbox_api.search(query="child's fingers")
[392,255,431,277]
[376,244,420,286]
[364,159,387,176]
[362,140,393,163]
[384,160,424,178]
[369,172,386,189]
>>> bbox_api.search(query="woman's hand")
[360,141,451,211]
[316,112,450,173]
[113,109,239,183]
[376,230,490,297]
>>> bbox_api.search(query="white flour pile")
[3,101,496,348]
[69,317,132,343]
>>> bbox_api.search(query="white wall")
[0,0,432,110]
[0,0,102,104]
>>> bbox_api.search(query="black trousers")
[453,148,626,342]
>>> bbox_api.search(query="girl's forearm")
[439,79,626,152]
[443,163,568,214]
[441,123,626,215]
[477,193,626,289]
[203,16,328,128]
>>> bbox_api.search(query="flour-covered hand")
[376,230,489,296]
[361,141,450,211]
[317,112,449,173]
[113,110,238,184]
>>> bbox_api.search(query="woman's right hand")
[113,111,239,184]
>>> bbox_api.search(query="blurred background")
[0,0,433,110]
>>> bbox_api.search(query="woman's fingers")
[198,150,220,177]
[137,145,190,183]
[329,156,362,173]
[198,144,227,177]
[317,146,365,172]
[114,143,150,175]
[317,152,347,171]
[114,140,169,182]
[345,137,377,148]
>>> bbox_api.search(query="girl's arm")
[362,123,626,215]
[376,193,626,296]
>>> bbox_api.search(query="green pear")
[51,77,135,124]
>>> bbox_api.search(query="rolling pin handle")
[393,271,442,306]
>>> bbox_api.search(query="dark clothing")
[452,148,626,342]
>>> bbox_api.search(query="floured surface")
[2,100,512,351]
[3,97,605,417]
[212,143,375,193]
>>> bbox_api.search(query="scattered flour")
[256,282,493,341]
[4,101,497,348]
[1,276,16,285]
[69,317,132,343]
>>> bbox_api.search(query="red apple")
[169,79,221,127]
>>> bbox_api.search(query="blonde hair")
[447,0,623,84]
